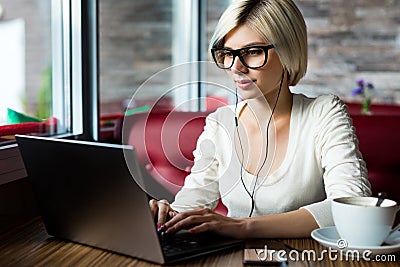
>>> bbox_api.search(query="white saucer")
[311,227,400,256]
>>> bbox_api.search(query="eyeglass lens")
[213,46,268,69]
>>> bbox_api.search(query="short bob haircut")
[209,0,308,86]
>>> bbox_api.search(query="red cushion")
[123,111,208,190]
[122,110,228,214]
[351,114,400,199]
[0,117,57,137]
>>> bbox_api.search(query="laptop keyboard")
[160,230,209,256]
[161,233,201,255]
[158,230,243,262]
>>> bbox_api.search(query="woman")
[149,0,371,238]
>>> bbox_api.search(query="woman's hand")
[152,205,318,239]
[162,207,246,239]
[149,199,178,229]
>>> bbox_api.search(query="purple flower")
[352,79,374,96]
[352,79,375,114]
[352,87,364,96]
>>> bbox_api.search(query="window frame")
[171,0,207,111]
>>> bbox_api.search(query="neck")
[245,76,292,122]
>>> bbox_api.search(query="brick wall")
[99,0,173,112]
[296,0,400,103]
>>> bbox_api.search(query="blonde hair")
[209,0,308,86]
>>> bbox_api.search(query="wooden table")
[0,217,398,267]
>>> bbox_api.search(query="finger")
[157,201,171,227]
[164,207,211,227]
[168,210,177,218]
[149,199,158,217]
[164,208,217,233]
[157,208,168,227]
[165,214,210,234]
[159,199,169,204]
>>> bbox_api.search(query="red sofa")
[112,106,400,212]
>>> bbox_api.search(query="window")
[0,0,59,185]
[204,0,235,111]
[0,0,91,184]
[0,0,56,145]
[98,0,233,118]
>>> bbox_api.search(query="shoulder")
[293,94,353,137]
[295,93,349,120]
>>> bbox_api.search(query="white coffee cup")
[332,196,399,247]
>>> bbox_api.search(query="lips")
[235,79,255,89]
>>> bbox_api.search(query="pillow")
[7,108,41,124]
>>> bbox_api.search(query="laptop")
[15,135,242,264]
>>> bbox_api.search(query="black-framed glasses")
[211,45,274,69]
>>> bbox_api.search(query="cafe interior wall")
[99,0,400,114]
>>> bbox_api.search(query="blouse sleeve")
[301,95,372,227]
[171,111,222,212]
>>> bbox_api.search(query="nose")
[230,56,248,74]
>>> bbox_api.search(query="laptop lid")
[16,135,165,264]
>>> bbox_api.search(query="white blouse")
[171,94,371,227]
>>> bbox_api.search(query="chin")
[237,86,264,100]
